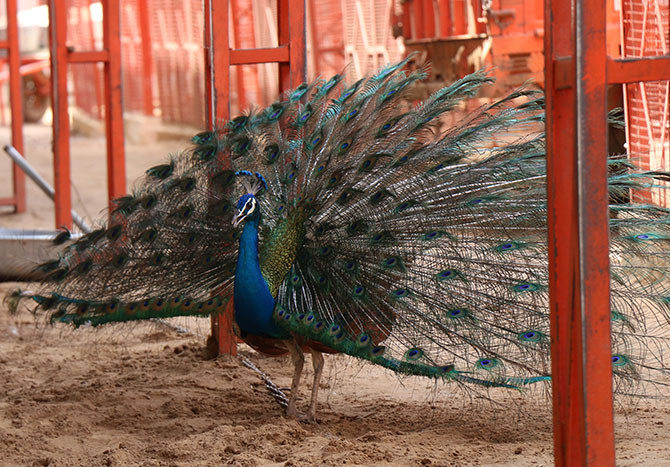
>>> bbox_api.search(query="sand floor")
[0,124,668,466]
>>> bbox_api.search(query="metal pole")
[138,0,154,116]
[574,0,616,462]
[4,145,91,233]
[6,0,26,213]
[102,0,127,210]
[545,0,616,464]
[205,0,236,356]
[48,0,73,229]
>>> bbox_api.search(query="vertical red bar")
[277,0,306,91]
[278,0,305,91]
[288,0,306,89]
[422,0,435,38]
[204,0,214,125]
[277,0,290,89]
[205,0,236,356]
[308,0,320,72]
[138,0,154,116]
[88,6,104,120]
[103,0,127,208]
[545,0,616,464]
[205,0,231,126]
[6,0,25,213]
[574,0,616,463]
[438,0,452,38]
[48,0,73,229]
[230,0,248,110]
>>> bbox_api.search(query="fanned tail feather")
[11,57,669,397]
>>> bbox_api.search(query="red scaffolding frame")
[545,0,670,464]
[4,1,667,462]
[0,0,26,213]
[204,0,306,355]
[48,0,126,229]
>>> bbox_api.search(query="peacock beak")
[232,212,243,228]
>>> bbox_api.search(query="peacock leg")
[308,349,324,422]
[283,339,305,418]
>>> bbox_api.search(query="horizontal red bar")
[406,34,488,45]
[68,50,110,63]
[553,56,670,88]
[230,46,289,65]
[318,45,345,53]
[607,56,670,84]
[0,197,17,206]
[0,60,50,83]
[0,40,8,49]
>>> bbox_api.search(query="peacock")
[8,56,670,421]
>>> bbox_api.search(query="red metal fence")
[54,0,345,128]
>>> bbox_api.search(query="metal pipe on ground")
[3,144,91,233]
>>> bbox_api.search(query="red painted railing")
[0,0,27,214]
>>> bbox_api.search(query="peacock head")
[232,193,259,227]
[231,171,267,228]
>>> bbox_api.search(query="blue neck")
[233,217,285,338]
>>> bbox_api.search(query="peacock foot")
[284,407,317,424]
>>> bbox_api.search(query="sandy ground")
[0,124,669,466]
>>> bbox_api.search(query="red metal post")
[278,0,306,91]
[545,0,616,464]
[230,0,246,110]
[308,0,320,72]
[138,0,154,116]
[230,0,253,110]
[205,0,236,356]
[103,0,127,208]
[573,0,616,463]
[87,5,104,120]
[278,0,290,88]
[205,0,231,126]
[49,0,73,229]
[6,0,26,213]
[287,0,306,89]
